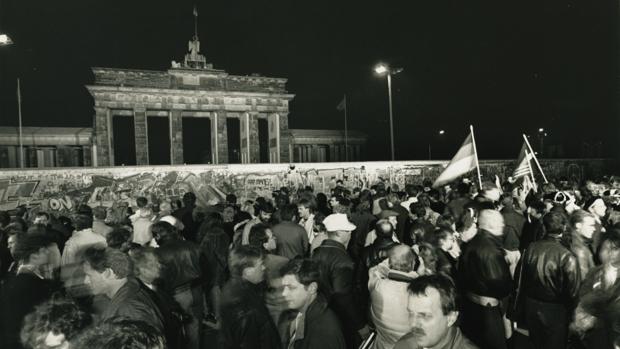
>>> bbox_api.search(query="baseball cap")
[378,210,399,219]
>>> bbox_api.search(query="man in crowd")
[130,196,154,245]
[174,192,198,242]
[151,221,204,349]
[570,209,597,279]
[313,213,367,349]
[281,259,346,349]
[82,247,165,332]
[458,209,512,349]
[272,204,309,259]
[394,274,478,349]
[369,245,420,349]
[92,206,113,238]
[241,201,275,246]
[298,198,317,243]
[518,210,581,349]
[219,246,281,348]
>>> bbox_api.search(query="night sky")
[0,0,618,161]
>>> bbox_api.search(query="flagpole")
[17,78,24,169]
[469,125,483,189]
[525,148,537,190]
[522,134,548,183]
[344,94,348,161]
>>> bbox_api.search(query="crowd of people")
[0,175,619,349]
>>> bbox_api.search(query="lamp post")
[538,128,547,158]
[428,130,445,160]
[374,63,403,161]
[0,33,23,168]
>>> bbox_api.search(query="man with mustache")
[394,274,478,349]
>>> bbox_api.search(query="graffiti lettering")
[48,196,74,211]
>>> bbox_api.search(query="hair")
[298,198,316,213]
[418,242,438,274]
[76,204,93,217]
[388,245,416,272]
[570,209,594,227]
[257,201,276,214]
[83,247,132,279]
[74,318,165,349]
[386,193,401,205]
[428,228,453,248]
[35,211,50,220]
[280,259,321,287]
[129,247,161,285]
[375,219,394,239]
[410,202,427,218]
[151,221,178,244]
[528,199,546,213]
[228,245,264,278]
[183,192,197,206]
[13,232,54,263]
[106,227,133,252]
[226,193,237,204]
[93,206,108,220]
[500,194,516,209]
[197,212,224,243]
[68,213,91,232]
[543,210,568,236]
[435,213,455,230]
[27,223,49,237]
[248,223,270,247]
[279,204,297,222]
[20,295,92,348]
[408,274,458,315]
[135,197,148,208]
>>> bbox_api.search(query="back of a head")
[135,197,148,209]
[73,214,93,231]
[228,245,264,279]
[20,295,92,349]
[258,201,276,215]
[408,274,457,315]
[107,228,132,251]
[183,192,197,206]
[543,210,568,236]
[477,209,504,236]
[74,318,165,349]
[375,219,394,239]
[226,193,237,205]
[569,209,593,227]
[151,221,177,243]
[83,247,132,279]
[411,202,427,218]
[93,206,108,220]
[130,247,161,285]
[279,204,297,222]
[13,232,54,263]
[388,244,415,272]
[248,223,270,247]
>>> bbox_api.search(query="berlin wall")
[0,159,616,216]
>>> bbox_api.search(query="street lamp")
[0,34,13,46]
[429,130,446,160]
[374,63,403,161]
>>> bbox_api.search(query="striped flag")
[193,5,198,17]
[432,132,478,188]
[336,97,346,111]
[513,142,534,179]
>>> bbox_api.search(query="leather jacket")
[570,233,595,280]
[458,230,513,299]
[156,238,203,293]
[363,238,397,269]
[521,234,581,307]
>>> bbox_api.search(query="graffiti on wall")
[0,159,614,216]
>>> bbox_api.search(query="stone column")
[249,113,260,163]
[278,113,290,163]
[215,111,229,164]
[170,110,184,164]
[134,107,149,165]
[82,145,92,167]
[240,113,251,163]
[94,107,112,166]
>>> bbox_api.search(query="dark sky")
[0,0,618,161]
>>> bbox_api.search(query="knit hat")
[323,213,356,232]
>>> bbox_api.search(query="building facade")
[0,127,92,168]
[289,129,367,162]
[86,34,294,167]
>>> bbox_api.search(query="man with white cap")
[312,213,367,349]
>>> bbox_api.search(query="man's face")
[83,262,109,296]
[297,205,310,219]
[388,216,398,228]
[440,235,455,252]
[263,229,277,252]
[329,197,340,209]
[281,274,313,311]
[7,235,17,257]
[243,258,266,284]
[591,200,607,218]
[259,211,272,223]
[576,216,596,239]
[599,241,620,267]
[407,287,456,348]
[34,215,49,226]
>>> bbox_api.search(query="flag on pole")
[512,142,534,179]
[432,132,478,188]
[336,97,346,111]
[193,5,198,16]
